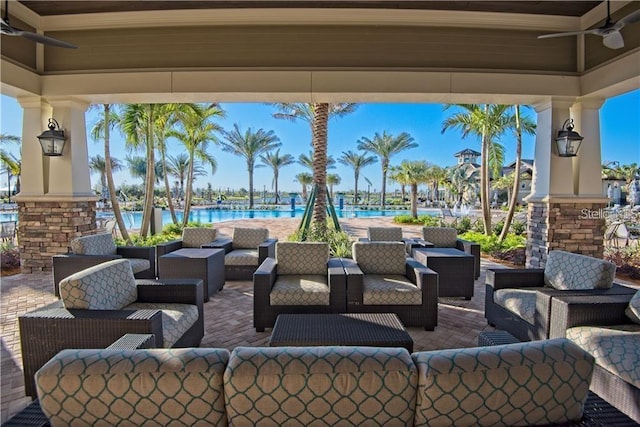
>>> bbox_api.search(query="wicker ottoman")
[478,330,519,346]
[412,247,475,299]
[158,248,224,302]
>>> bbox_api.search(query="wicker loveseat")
[19,259,204,397]
[31,338,595,426]
[485,250,637,342]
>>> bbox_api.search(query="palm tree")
[167,153,190,202]
[295,172,313,200]
[442,104,510,235]
[272,102,357,233]
[90,104,131,242]
[425,164,447,205]
[168,103,223,225]
[126,156,164,184]
[338,150,377,205]
[327,173,341,200]
[0,152,20,203]
[259,149,296,204]
[155,104,183,225]
[88,155,123,204]
[447,165,480,206]
[499,105,535,242]
[297,151,336,172]
[387,168,406,204]
[390,160,430,218]
[219,123,281,208]
[357,131,417,209]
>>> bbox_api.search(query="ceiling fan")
[538,0,640,50]
[1,0,77,48]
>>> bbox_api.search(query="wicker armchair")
[52,233,155,296]
[343,241,439,331]
[358,226,422,254]
[19,259,204,397]
[253,242,346,332]
[156,226,223,261]
[416,226,480,279]
[203,227,277,280]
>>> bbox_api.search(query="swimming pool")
[1,207,439,229]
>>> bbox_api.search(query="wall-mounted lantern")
[37,118,66,156]
[555,118,584,157]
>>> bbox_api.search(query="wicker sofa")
[19,259,204,397]
[31,338,596,426]
[485,250,637,342]
[548,291,640,423]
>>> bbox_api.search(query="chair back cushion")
[182,227,218,248]
[412,338,594,426]
[70,233,117,255]
[353,242,406,275]
[276,242,329,275]
[367,227,403,241]
[626,289,640,324]
[232,227,268,249]
[422,227,457,247]
[544,250,616,290]
[59,259,137,310]
[36,348,229,426]
[224,346,417,426]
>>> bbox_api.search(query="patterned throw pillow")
[625,289,640,324]
[544,250,616,290]
[59,259,137,310]
[276,242,328,275]
[422,227,457,247]
[352,242,406,275]
[368,227,403,242]
[232,227,268,249]
[70,233,117,255]
[182,227,218,248]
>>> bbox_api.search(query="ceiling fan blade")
[603,31,624,49]
[537,29,600,39]
[619,8,640,26]
[14,28,77,49]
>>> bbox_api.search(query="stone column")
[14,97,98,273]
[525,98,608,268]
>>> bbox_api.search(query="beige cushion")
[368,227,403,241]
[625,289,640,324]
[70,233,117,255]
[59,259,137,310]
[276,242,328,275]
[270,275,329,305]
[182,227,218,248]
[493,288,542,325]
[232,227,268,249]
[363,275,422,305]
[127,258,151,274]
[422,227,458,247]
[36,348,229,426]
[126,302,199,348]
[352,242,406,275]
[544,250,616,290]
[225,249,259,266]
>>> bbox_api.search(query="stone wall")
[17,200,97,273]
[526,200,606,268]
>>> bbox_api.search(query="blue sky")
[1,90,638,194]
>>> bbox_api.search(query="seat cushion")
[128,258,151,274]
[36,348,229,426]
[422,227,457,248]
[276,242,328,275]
[368,227,403,241]
[625,289,640,324]
[544,250,616,290]
[182,227,218,248]
[232,227,268,249]
[225,249,259,266]
[566,324,640,388]
[493,288,540,325]
[270,275,329,306]
[59,259,137,310]
[224,346,417,426]
[70,233,117,255]
[363,275,422,305]
[126,302,199,348]
[412,338,594,426]
[352,242,406,275]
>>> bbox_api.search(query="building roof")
[454,148,481,157]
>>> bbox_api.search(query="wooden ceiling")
[19,1,602,17]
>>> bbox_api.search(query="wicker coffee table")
[269,313,413,352]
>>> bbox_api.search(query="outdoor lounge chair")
[19,259,204,397]
[359,226,421,254]
[253,242,346,332]
[416,226,480,279]
[52,232,156,296]
[155,225,223,261]
[342,241,439,331]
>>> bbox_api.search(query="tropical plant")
[259,149,296,204]
[89,155,123,203]
[425,164,447,205]
[125,155,164,184]
[327,173,341,199]
[168,103,224,225]
[442,104,511,235]
[446,164,480,205]
[154,103,182,225]
[357,131,417,209]
[389,160,430,218]
[338,150,377,205]
[0,152,20,203]
[219,123,281,208]
[295,172,313,200]
[297,151,336,172]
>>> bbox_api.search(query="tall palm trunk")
[248,159,255,208]
[103,104,130,242]
[182,149,196,226]
[274,171,280,204]
[312,103,329,232]
[354,171,359,205]
[140,111,155,237]
[480,104,492,235]
[161,147,178,224]
[381,160,389,208]
[500,105,523,242]
[410,183,418,218]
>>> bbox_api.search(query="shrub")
[393,215,440,226]
[455,217,472,234]
[510,220,527,236]
[288,223,354,258]
[605,245,640,279]
[459,231,526,254]
[1,244,20,271]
